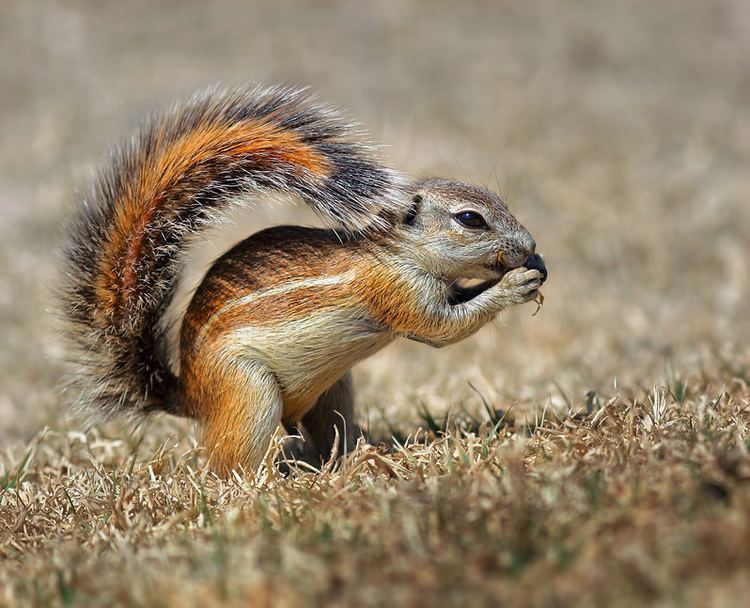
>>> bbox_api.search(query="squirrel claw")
[531,291,544,316]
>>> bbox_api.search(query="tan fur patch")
[354,264,437,337]
[181,345,282,475]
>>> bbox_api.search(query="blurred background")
[1,0,748,446]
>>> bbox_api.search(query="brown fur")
[179,228,387,439]
[95,120,331,322]
[353,262,436,337]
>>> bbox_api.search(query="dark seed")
[523,253,548,282]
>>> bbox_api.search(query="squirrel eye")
[454,211,488,229]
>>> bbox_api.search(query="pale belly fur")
[225,307,394,421]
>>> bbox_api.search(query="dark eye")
[454,211,488,229]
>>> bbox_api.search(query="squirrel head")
[396,179,537,282]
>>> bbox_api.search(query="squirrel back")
[61,86,406,419]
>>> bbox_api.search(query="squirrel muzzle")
[495,227,537,272]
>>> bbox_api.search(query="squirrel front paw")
[500,267,543,304]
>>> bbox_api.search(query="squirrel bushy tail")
[61,86,406,419]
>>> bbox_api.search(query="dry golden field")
[1,1,749,606]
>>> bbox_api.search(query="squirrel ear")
[404,194,422,226]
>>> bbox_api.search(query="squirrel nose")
[500,231,535,267]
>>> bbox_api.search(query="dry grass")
[2,362,750,606]
[1,0,749,606]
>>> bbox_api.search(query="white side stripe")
[194,270,356,346]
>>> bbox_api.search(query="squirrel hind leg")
[191,357,283,477]
[278,373,361,472]
[304,372,362,459]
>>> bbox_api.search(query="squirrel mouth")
[449,264,507,305]
[449,253,546,306]
[487,260,512,279]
